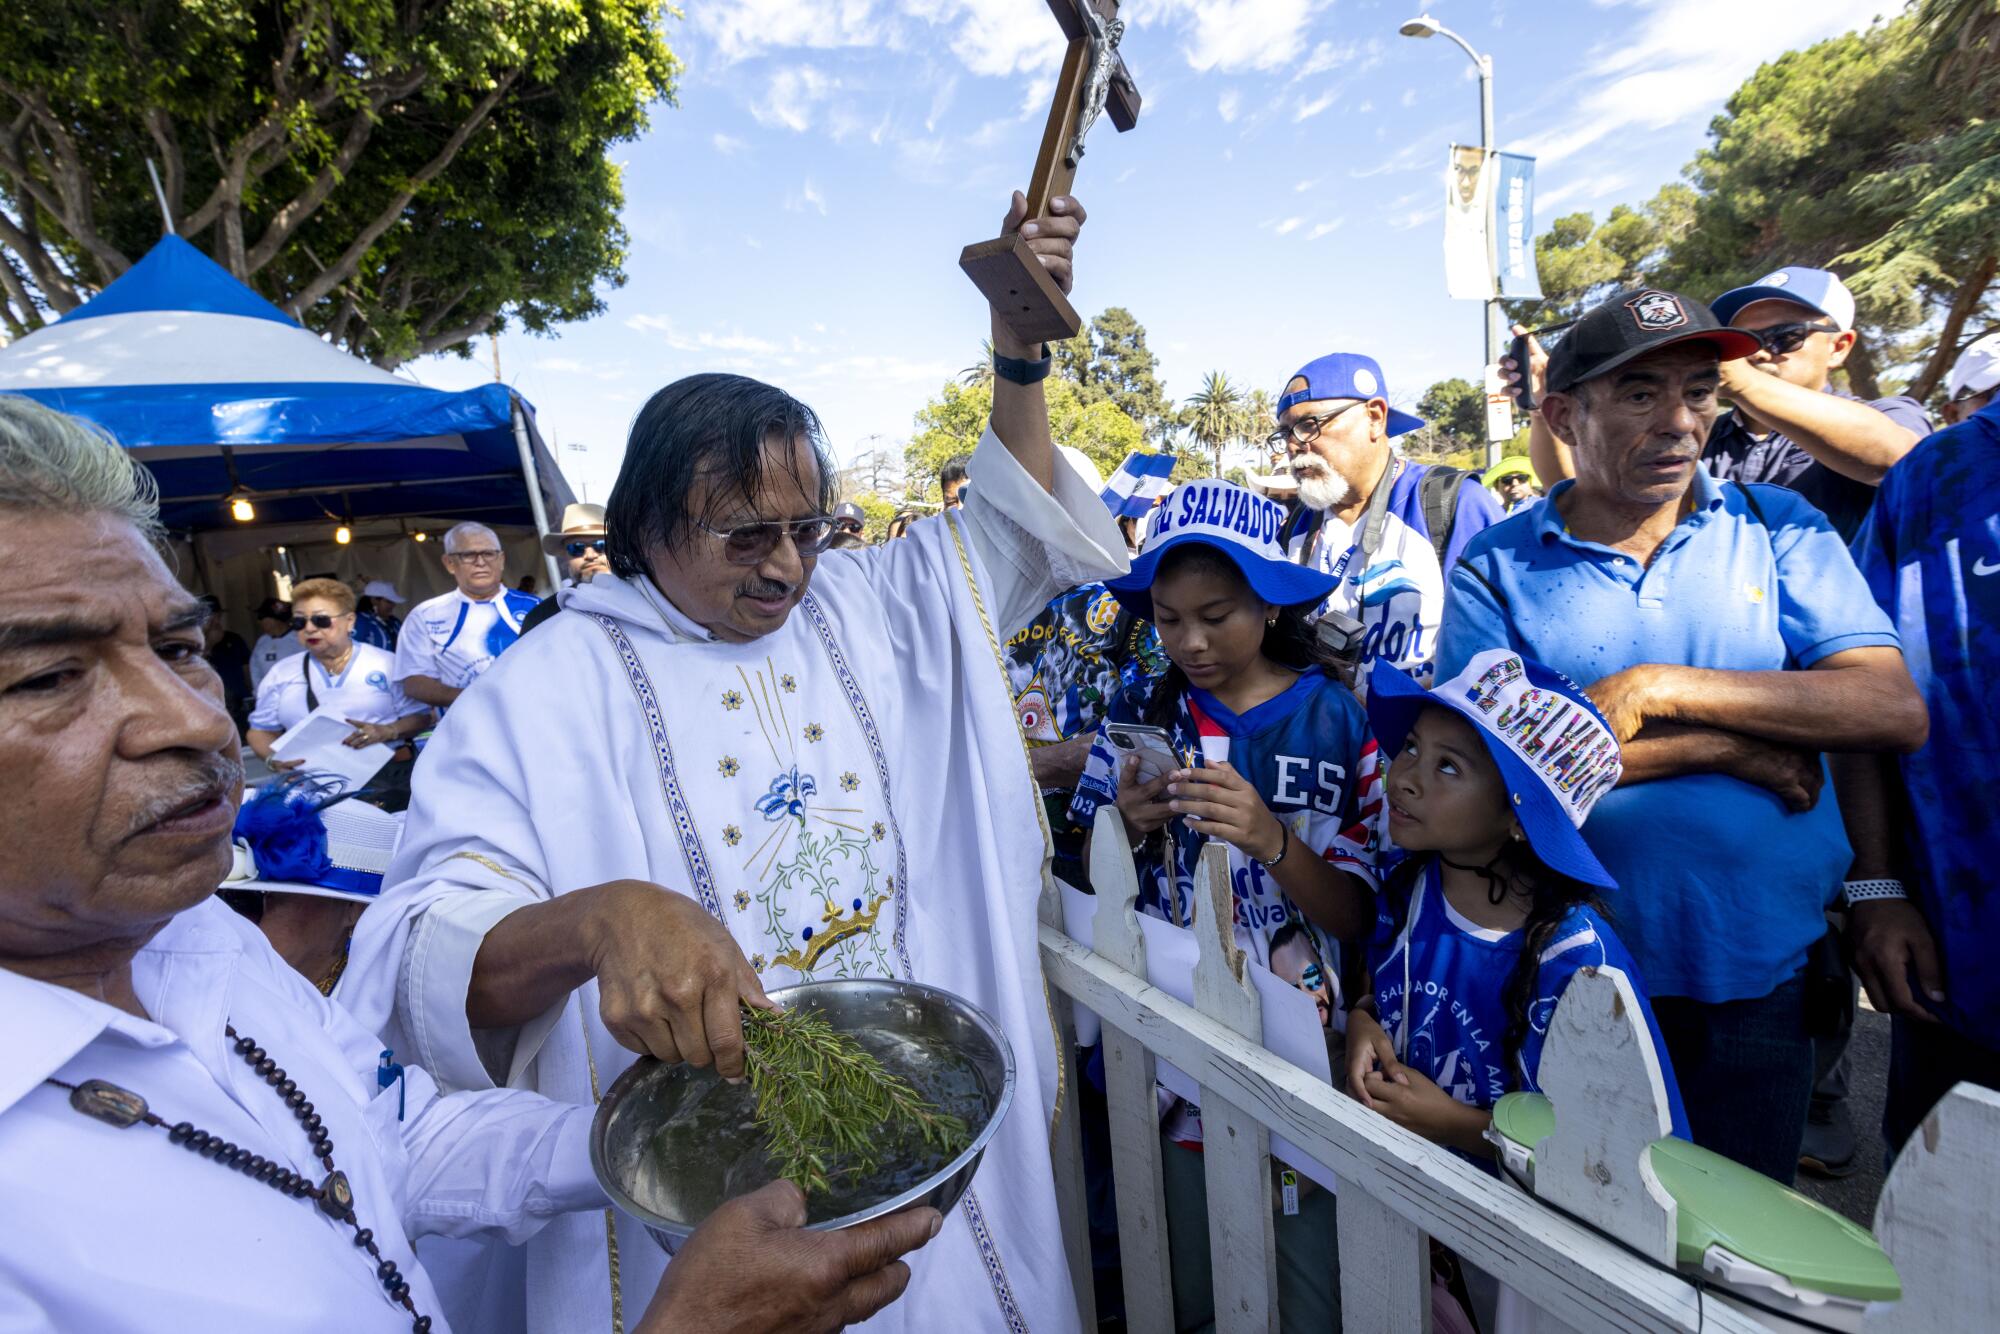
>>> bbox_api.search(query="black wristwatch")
[994,346,1053,385]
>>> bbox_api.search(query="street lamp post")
[1400,13,1505,468]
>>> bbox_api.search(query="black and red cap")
[1544,288,1762,394]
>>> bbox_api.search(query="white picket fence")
[1033,809,2000,1333]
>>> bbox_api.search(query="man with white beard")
[1272,352,1503,688]
[345,192,1127,1333]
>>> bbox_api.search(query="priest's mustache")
[739,576,795,601]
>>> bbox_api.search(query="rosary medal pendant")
[317,1169,355,1220]
[70,1080,149,1127]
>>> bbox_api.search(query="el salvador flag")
[1100,451,1177,519]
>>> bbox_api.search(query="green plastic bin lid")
[1489,1092,1901,1303]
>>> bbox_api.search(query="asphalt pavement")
[1793,1004,1891,1227]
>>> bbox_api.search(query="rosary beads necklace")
[47,1024,432,1332]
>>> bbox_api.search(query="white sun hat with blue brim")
[1277,352,1426,437]
[1366,649,1624,889]
[220,778,402,902]
[1105,478,1336,621]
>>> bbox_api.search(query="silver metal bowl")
[589,978,1016,1253]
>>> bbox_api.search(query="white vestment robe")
[345,430,1127,1334]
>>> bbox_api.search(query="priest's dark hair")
[606,373,837,579]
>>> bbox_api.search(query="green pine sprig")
[741,1003,971,1196]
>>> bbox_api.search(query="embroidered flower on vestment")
[721,690,744,711]
[872,821,886,842]
[723,825,743,847]
[719,755,740,778]
[733,888,751,910]
[804,722,825,743]
[751,952,767,972]
[839,771,859,792]
[756,768,818,824]
[780,674,798,693]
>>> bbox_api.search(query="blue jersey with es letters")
[1369,859,1690,1140]
[1071,666,1382,974]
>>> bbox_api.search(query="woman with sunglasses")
[246,578,433,777]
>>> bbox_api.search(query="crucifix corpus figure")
[959,0,1141,345]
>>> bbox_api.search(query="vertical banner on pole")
[1493,152,1543,300]
[1444,144,1494,300]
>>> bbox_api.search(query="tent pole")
[509,394,563,589]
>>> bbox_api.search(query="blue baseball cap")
[1366,650,1624,889]
[1710,266,1856,332]
[1277,353,1425,437]
[1106,478,1336,621]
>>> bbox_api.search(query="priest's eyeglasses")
[696,515,839,564]
[1268,399,1365,450]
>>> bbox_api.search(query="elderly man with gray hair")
[393,521,541,709]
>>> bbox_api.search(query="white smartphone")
[1104,721,1181,787]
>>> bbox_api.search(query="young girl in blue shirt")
[1345,649,1690,1158]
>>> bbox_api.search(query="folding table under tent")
[0,235,573,596]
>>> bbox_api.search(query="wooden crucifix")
[958,0,1142,345]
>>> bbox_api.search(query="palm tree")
[959,339,995,388]
[1183,371,1241,477]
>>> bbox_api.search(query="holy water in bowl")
[619,1025,992,1225]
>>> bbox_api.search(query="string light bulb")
[335,523,352,546]
[413,530,428,543]
[228,491,255,522]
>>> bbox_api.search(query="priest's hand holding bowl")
[634,1180,942,1334]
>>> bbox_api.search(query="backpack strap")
[301,651,318,713]
[1418,466,1473,572]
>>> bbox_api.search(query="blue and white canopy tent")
[0,235,572,598]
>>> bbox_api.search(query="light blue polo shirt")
[1436,468,1900,1003]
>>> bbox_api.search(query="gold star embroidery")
[804,722,825,743]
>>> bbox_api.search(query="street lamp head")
[1399,14,1441,38]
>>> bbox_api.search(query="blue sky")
[408,0,1897,501]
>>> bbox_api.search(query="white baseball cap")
[1711,266,1857,333]
[1946,332,2000,402]
[361,580,405,604]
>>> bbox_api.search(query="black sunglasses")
[290,613,340,631]
[695,516,838,565]
[1754,321,1840,356]
[564,538,608,558]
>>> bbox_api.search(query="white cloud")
[1357,99,1374,113]
[1388,206,1440,231]
[925,74,959,132]
[750,66,840,132]
[533,356,627,382]
[1400,87,1418,108]
[1308,218,1344,239]
[1511,0,1893,166]
[622,315,781,356]
[1536,172,1635,213]
[1291,39,1362,81]
[711,133,748,155]
[1148,0,1326,74]
[695,0,890,64]
[929,0,1064,78]
[1218,89,1242,123]
[1268,216,1305,235]
[1294,90,1336,122]
[785,179,830,215]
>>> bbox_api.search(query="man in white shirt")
[393,522,540,709]
[249,595,306,688]
[347,193,1124,1333]
[0,397,943,1334]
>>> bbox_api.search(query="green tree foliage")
[1507,6,1997,401]
[903,378,1144,502]
[0,0,679,364]
[1183,370,1242,477]
[1415,377,1487,448]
